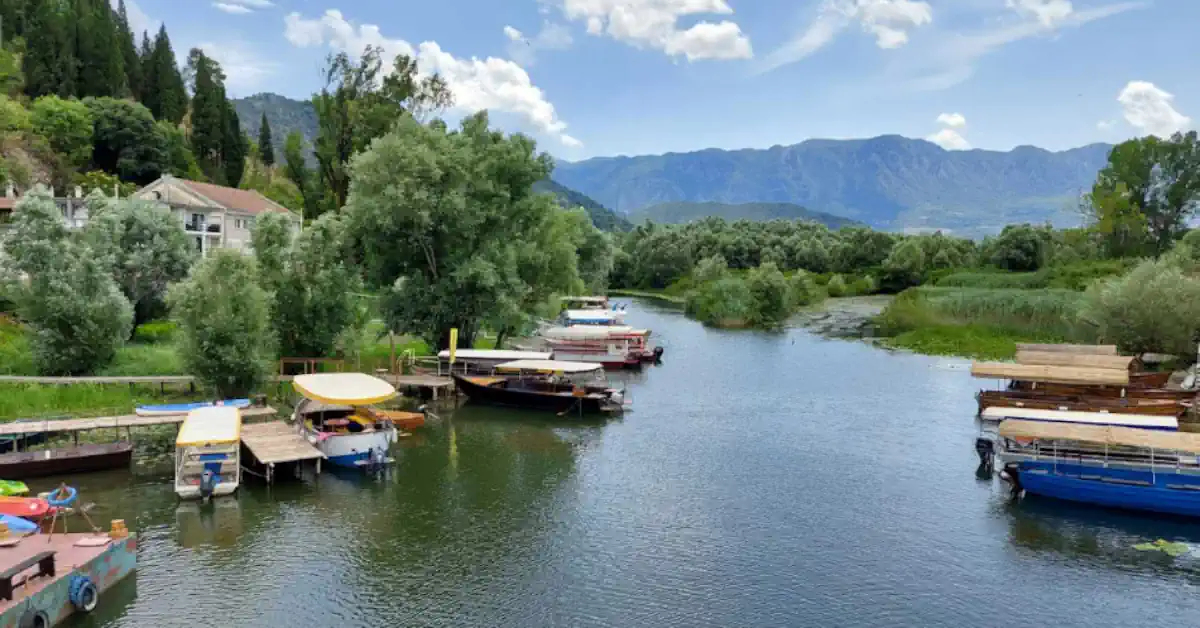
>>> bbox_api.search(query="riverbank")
[608,289,686,305]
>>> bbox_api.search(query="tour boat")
[292,373,399,470]
[137,398,250,417]
[436,349,552,374]
[174,406,241,500]
[992,418,1200,517]
[541,325,663,366]
[560,295,612,310]
[560,308,626,326]
[452,359,626,415]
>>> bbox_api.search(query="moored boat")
[560,308,625,326]
[540,325,664,365]
[0,443,133,480]
[977,390,1187,416]
[174,407,241,500]
[436,349,552,374]
[292,373,400,470]
[980,406,1178,431]
[995,418,1200,518]
[452,359,625,415]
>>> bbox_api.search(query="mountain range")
[234,93,1114,234]
[629,201,860,229]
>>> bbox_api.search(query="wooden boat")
[0,442,133,479]
[436,349,551,374]
[292,373,398,470]
[175,407,241,500]
[360,407,426,431]
[977,390,1186,416]
[980,406,1178,430]
[452,359,624,415]
[137,398,250,417]
[1009,381,1195,401]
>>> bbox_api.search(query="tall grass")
[935,259,1137,291]
[0,316,35,376]
[0,383,194,421]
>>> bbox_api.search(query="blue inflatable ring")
[46,486,77,508]
[68,574,98,612]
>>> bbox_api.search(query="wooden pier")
[0,407,278,436]
[240,421,324,483]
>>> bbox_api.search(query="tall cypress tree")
[142,25,186,123]
[74,0,126,97]
[1,0,28,43]
[258,112,275,167]
[23,0,75,98]
[189,49,225,177]
[115,0,142,98]
[223,103,246,187]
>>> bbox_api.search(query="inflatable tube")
[68,574,98,612]
[46,486,77,508]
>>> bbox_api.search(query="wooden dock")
[0,407,278,436]
[240,421,324,483]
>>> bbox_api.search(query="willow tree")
[343,112,569,349]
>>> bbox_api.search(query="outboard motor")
[199,469,217,500]
[974,437,995,469]
[999,461,1024,497]
[653,346,665,363]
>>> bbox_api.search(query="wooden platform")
[0,375,195,386]
[240,421,324,483]
[0,407,277,436]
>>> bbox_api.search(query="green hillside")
[533,179,630,231]
[629,201,861,228]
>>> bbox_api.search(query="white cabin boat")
[436,349,552,374]
[540,326,662,367]
[175,406,241,500]
[561,308,626,326]
[292,373,399,470]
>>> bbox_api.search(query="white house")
[134,175,303,256]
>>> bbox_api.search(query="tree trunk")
[494,327,510,351]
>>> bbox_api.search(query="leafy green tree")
[0,0,27,44]
[789,272,822,307]
[84,96,165,183]
[833,226,895,273]
[222,101,246,187]
[22,0,75,98]
[169,249,274,397]
[0,47,24,97]
[29,95,93,169]
[0,186,68,278]
[282,130,320,218]
[694,254,729,284]
[257,112,274,167]
[881,238,928,290]
[0,94,31,135]
[140,26,186,123]
[343,112,559,349]
[113,0,141,98]
[188,49,224,175]
[82,195,194,325]
[1081,258,1200,355]
[157,121,203,179]
[72,170,136,196]
[73,0,126,97]
[240,156,304,213]
[1091,133,1200,255]
[746,262,791,326]
[987,224,1050,272]
[685,276,754,327]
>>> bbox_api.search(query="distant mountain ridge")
[630,201,861,229]
[233,93,319,166]
[551,136,1114,234]
[532,179,631,231]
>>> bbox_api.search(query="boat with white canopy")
[175,406,241,500]
[560,309,625,326]
[292,373,400,470]
[451,359,626,415]
[436,349,552,374]
[539,325,661,368]
[980,406,1178,431]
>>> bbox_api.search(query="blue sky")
[123,0,1196,160]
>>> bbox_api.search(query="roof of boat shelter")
[293,373,397,405]
[436,349,552,361]
[1014,351,1136,371]
[176,406,242,447]
[999,419,1200,453]
[971,362,1130,386]
[981,407,1178,431]
[563,309,620,320]
[495,359,604,373]
[543,326,648,338]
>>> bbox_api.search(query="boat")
[560,308,625,326]
[451,359,625,415]
[174,406,241,500]
[0,420,47,454]
[561,295,612,310]
[0,443,133,479]
[976,390,1186,416]
[979,406,1179,431]
[541,326,664,365]
[0,496,50,519]
[436,349,552,374]
[292,373,399,470]
[994,418,1200,518]
[137,398,250,417]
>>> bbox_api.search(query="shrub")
[790,272,823,307]
[693,254,729,284]
[1080,258,1200,356]
[987,224,1052,271]
[849,275,878,296]
[685,276,755,327]
[746,262,791,326]
[169,250,274,397]
[826,274,848,297]
[133,321,177,344]
[30,96,94,169]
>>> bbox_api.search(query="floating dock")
[240,422,324,483]
[0,533,136,627]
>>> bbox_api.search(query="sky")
[121,0,1198,160]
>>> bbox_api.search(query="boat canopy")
[1015,343,1118,355]
[542,326,648,339]
[971,362,1130,386]
[176,406,242,447]
[998,419,1200,453]
[561,296,608,304]
[563,309,620,322]
[293,373,397,405]
[981,406,1177,431]
[1014,351,1136,371]
[436,349,552,361]
[495,359,604,374]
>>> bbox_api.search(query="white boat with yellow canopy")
[292,373,402,470]
[175,406,241,500]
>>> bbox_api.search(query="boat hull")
[0,442,133,479]
[452,375,613,414]
[176,483,238,500]
[547,350,641,370]
[303,429,396,470]
[1009,460,1200,518]
[136,399,250,417]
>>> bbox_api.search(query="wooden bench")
[0,550,55,601]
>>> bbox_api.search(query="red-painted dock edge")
[0,534,137,627]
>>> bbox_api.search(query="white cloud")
[214,3,253,15]
[936,112,966,128]
[761,0,932,73]
[1006,0,1073,27]
[1117,81,1192,138]
[926,113,970,149]
[1097,119,1116,131]
[284,10,580,148]
[504,22,574,66]
[199,42,278,95]
[557,0,753,61]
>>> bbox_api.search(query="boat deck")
[240,422,324,465]
[0,407,277,436]
[0,534,137,624]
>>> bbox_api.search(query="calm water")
[53,300,1200,627]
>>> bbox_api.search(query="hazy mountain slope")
[629,201,862,229]
[233,93,318,165]
[533,179,631,231]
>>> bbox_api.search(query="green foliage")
[83,97,165,183]
[986,223,1052,271]
[157,121,202,179]
[629,201,860,230]
[0,94,30,135]
[0,188,68,278]
[1087,181,1149,258]
[282,130,320,219]
[81,195,194,325]
[141,26,187,123]
[694,254,729,284]
[344,112,563,349]
[685,276,755,327]
[222,101,246,187]
[258,112,275,167]
[826,274,848,297]
[22,0,75,98]
[73,0,126,98]
[789,272,823,307]
[114,0,142,99]
[531,178,630,231]
[745,263,791,326]
[169,249,274,397]
[72,170,136,197]
[878,287,1083,341]
[0,318,35,376]
[0,47,23,97]
[132,320,177,344]
[240,158,304,213]
[30,95,94,168]
[1080,258,1200,356]
[935,260,1136,291]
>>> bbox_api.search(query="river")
[48,299,1200,627]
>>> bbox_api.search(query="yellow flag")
[449,328,459,364]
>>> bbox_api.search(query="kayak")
[0,514,38,535]
[0,480,28,496]
[136,399,251,417]
[0,496,50,519]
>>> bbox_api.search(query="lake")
[57,299,1200,627]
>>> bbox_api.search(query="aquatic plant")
[1133,539,1190,557]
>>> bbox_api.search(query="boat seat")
[0,550,55,601]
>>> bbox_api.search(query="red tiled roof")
[176,179,296,216]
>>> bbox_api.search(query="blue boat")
[136,399,250,417]
[997,418,1200,518]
